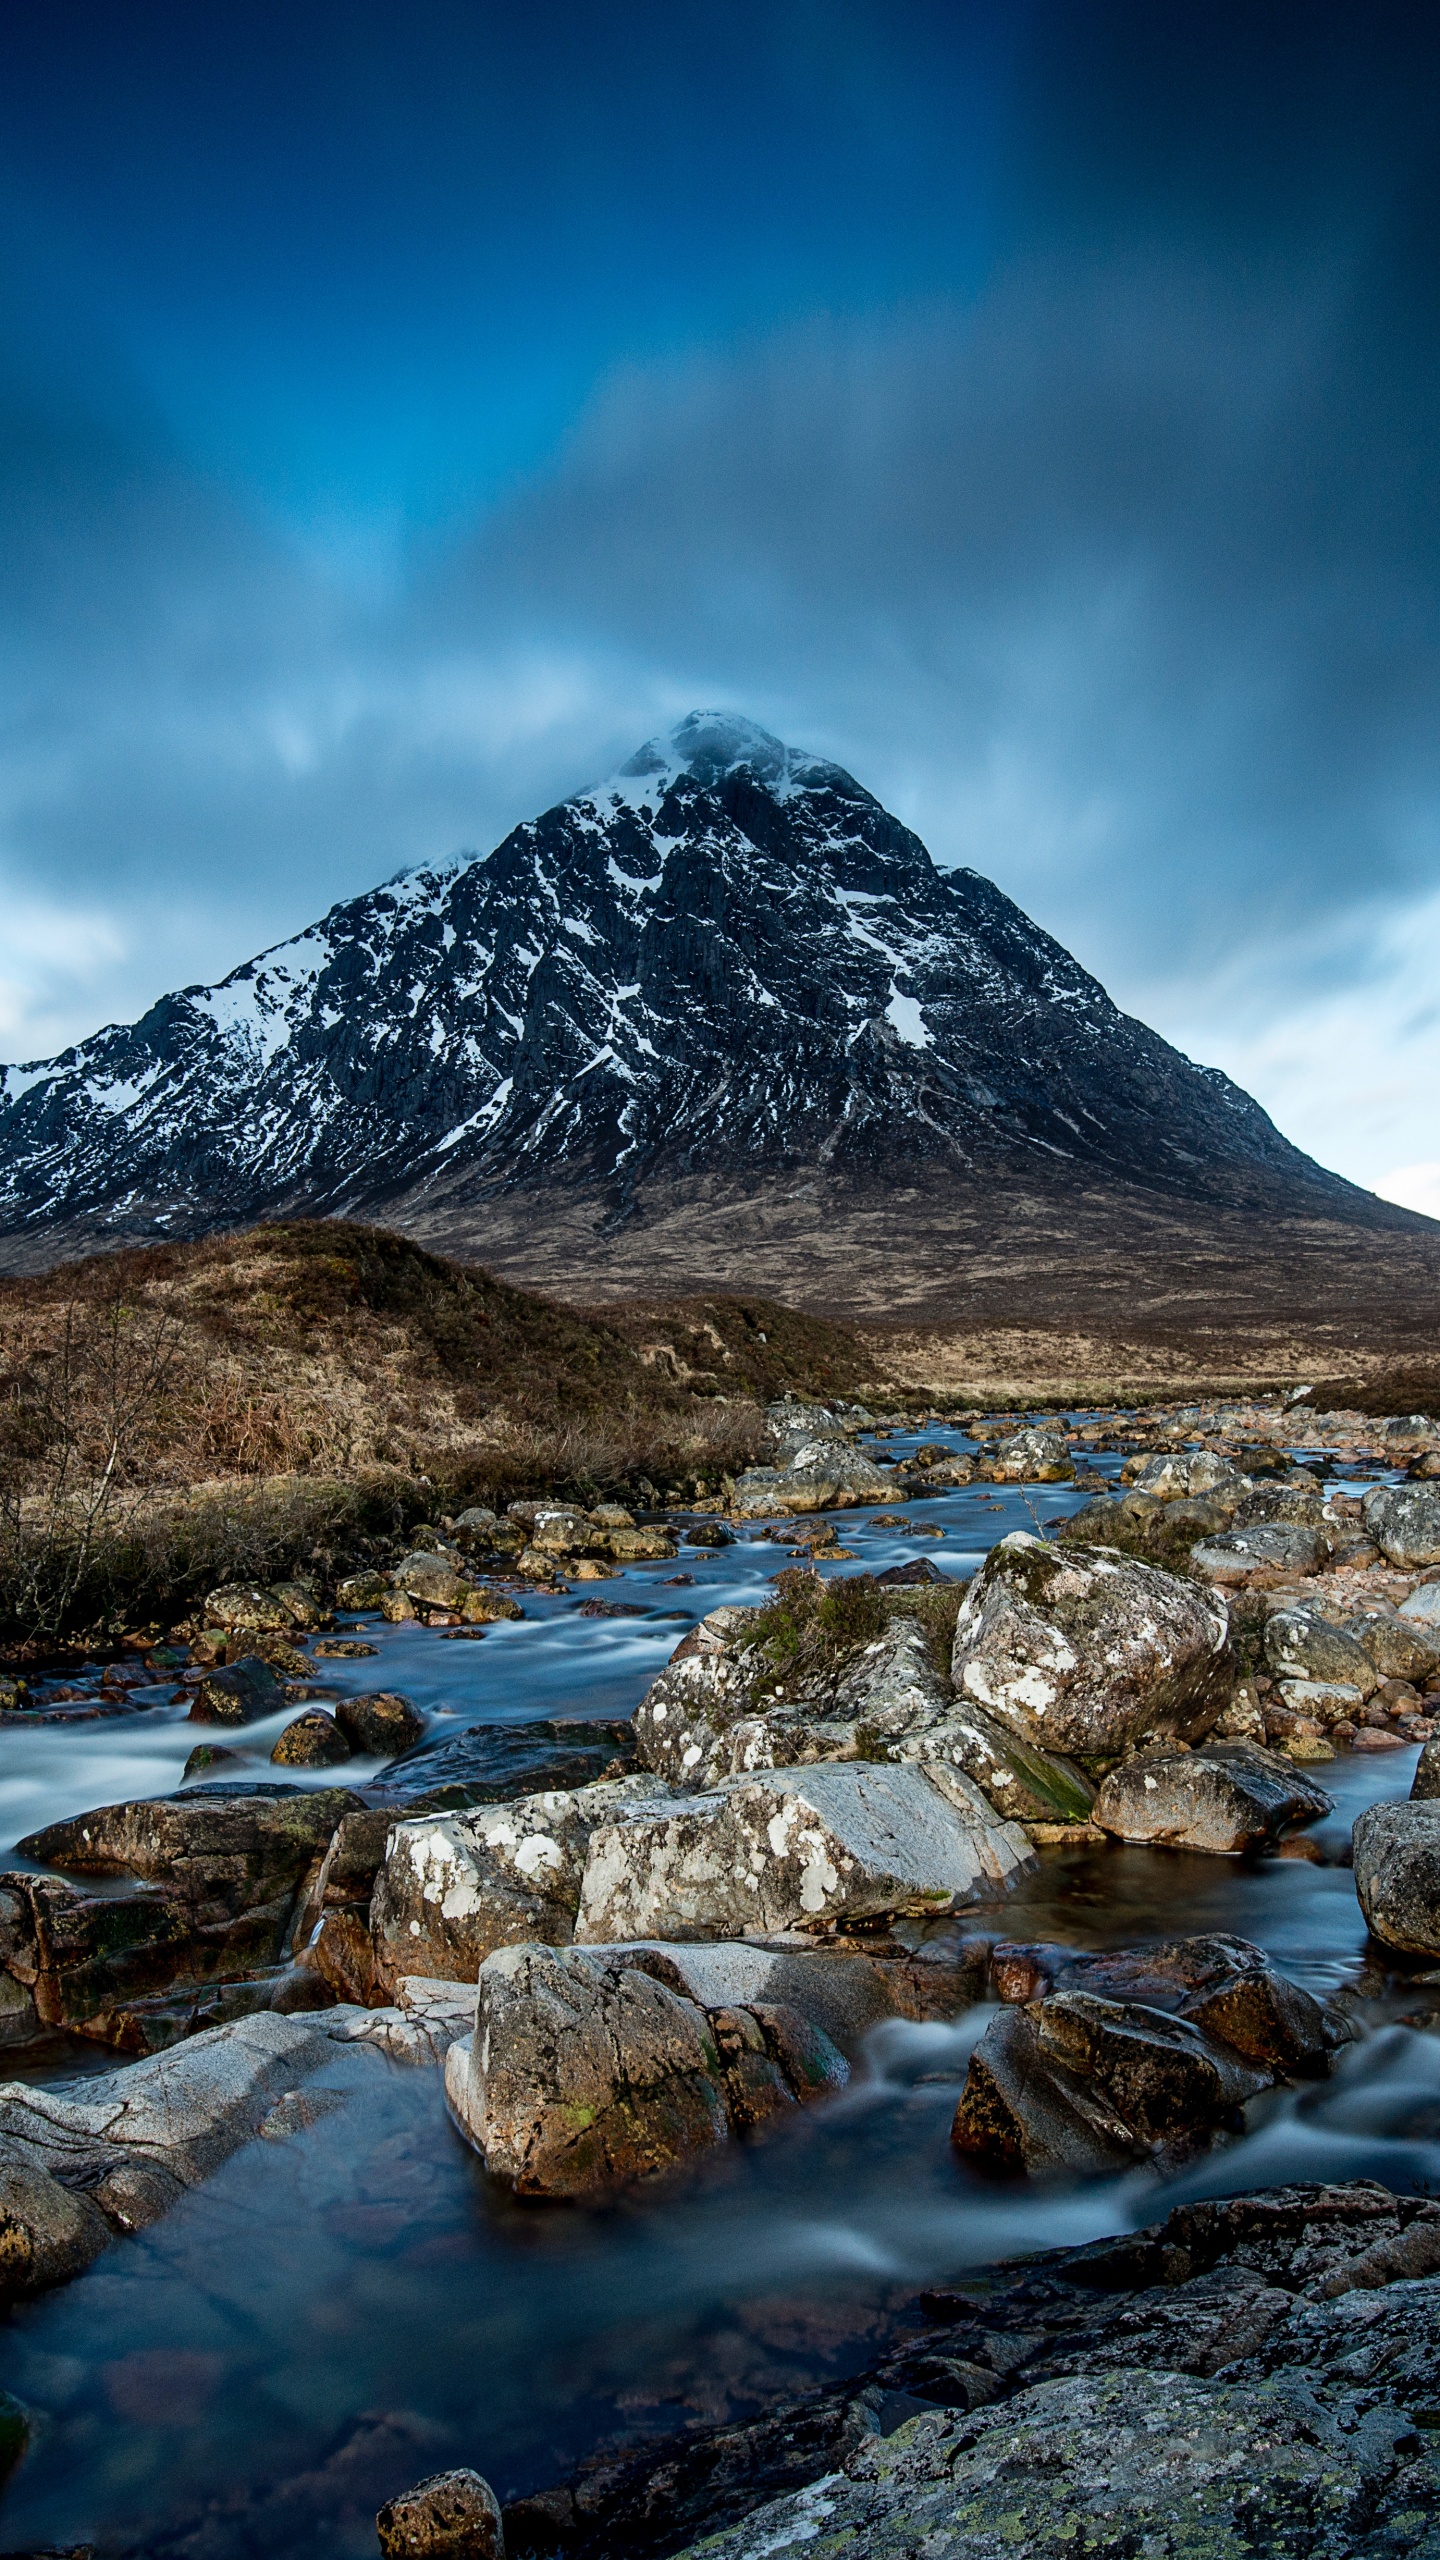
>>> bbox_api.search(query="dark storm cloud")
[1,0,1439,1199]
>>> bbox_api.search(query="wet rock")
[604,1526,680,1561]
[376,1716,636,1809]
[271,1710,351,1768]
[990,1427,1074,1484]
[1264,1608,1381,1697]
[684,1521,735,1547]
[1191,1523,1328,1583]
[574,1762,1033,1944]
[335,1691,426,1757]
[951,1991,1268,2177]
[583,1938,900,2050]
[665,2367,1430,2560]
[457,1586,524,1623]
[370,1777,669,1989]
[187,1654,286,1726]
[181,1743,244,1782]
[7,1787,362,2040]
[446,1942,730,2196]
[1093,1739,1332,1854]
[1353,1798,1440,1953]
[377,2468,502,2559]
[1364,1481,1440,1568]
[951,1534,1231,1762]
[1034,1933,1331,2072]
[335,1571,391,1609]
[0,2009,376,2292]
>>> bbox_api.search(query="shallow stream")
[1,1430,1434,2557]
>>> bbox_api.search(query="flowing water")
[0,1431,1434,2557]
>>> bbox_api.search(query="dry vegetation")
[0,1220,874,1642]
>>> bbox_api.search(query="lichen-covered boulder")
[391,1551,472,1610]
[1364,1481,1440,1568]
[369,1777,670,1989]
[1124,1450,1246,1503]
[1093,1740,1332,1854]
[950,1534,1232,1762]
[731,1435,892,1513]
[574,1762,1032,1944]
[632,1607,957,1792]
[1346,1606,1440,1684]
[187,1654,286,1725]
[1353,1799,1440,1954]
[989,1427,1074,1484]
[270,1710,351,1768]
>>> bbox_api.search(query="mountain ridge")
[0,710,1402,1287]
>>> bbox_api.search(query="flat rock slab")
[573,1762,1033,1943]
[371,1777,671,1989]
[665,2367,1431,2560]
[376,1717,636,1809]
[1093,1740,1333,1853]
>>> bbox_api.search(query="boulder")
[202,1582,303,1635]
[951,1991,1268,2176]
[335,1570,391,1609]
[606,1526,680,1561]
[270,1710,351,1767]
[950,1534,1232,1762]
[528,1507,601,1555]
[593,1939,900,2051]
[445,1940,857,2198]
[1263,1609,1380,1698]
[377,2468,503,2560]
[990,1427,1074,1484]
[1092,1740,1332,1854]
[1273,1678,1364,1727]
[391,1551,471,1610]
[633,1607,960,1791]
[731,1437,892,1513]
[456,1587,524,1624]
[1126,1450,1244,1503]
[187,1654,286,1725]
[370,1776,669,1989]
[1346,1608,1440,1684]
[446,1943,730,2196]
[1233,1479,1329,1529]
[573,1762,1033,1944]
[1352,1798,1440,1954]
[334,1691,426,1756]
[1190,1524,1327,1584]
[1364,1481,1440,1568]
[7,1787,362,2041]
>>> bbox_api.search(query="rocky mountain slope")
[0,713,1399,1296]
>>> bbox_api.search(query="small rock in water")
[1093,1740,1332,1855]
[335,1692,425,1757]
[181,1743,244,1782]
[376,2467,504,2558]
[271,1711,351,1768]
[188,1656,285,1727]
[312,1638,379,1659]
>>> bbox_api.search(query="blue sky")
[4,1,1440,1207]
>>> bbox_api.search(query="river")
[0,1427,1433,2557]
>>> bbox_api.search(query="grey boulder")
[950,1534,1232,1761]
[1190,1524,1327,1583]
[951,1990,1269,2177]
[573,1762,1033,1943]
[1093,1740,1332,1854]
[1364,1481,1440,1568]
[1263,1609,1380,1699]
[1353,1798,1440,1954]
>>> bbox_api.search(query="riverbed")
[0,1429,1433,2557]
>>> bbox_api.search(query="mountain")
[0,712,1425,1335]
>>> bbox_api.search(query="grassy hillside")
[0,1220,875,1641]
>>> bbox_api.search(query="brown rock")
[377,2467,503,2559]
[334,1692,426,1757]
[271,1712,351,1768]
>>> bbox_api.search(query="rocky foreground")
[6,1389,1440,2550]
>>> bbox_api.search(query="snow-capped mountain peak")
[0,713,1357,1255]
